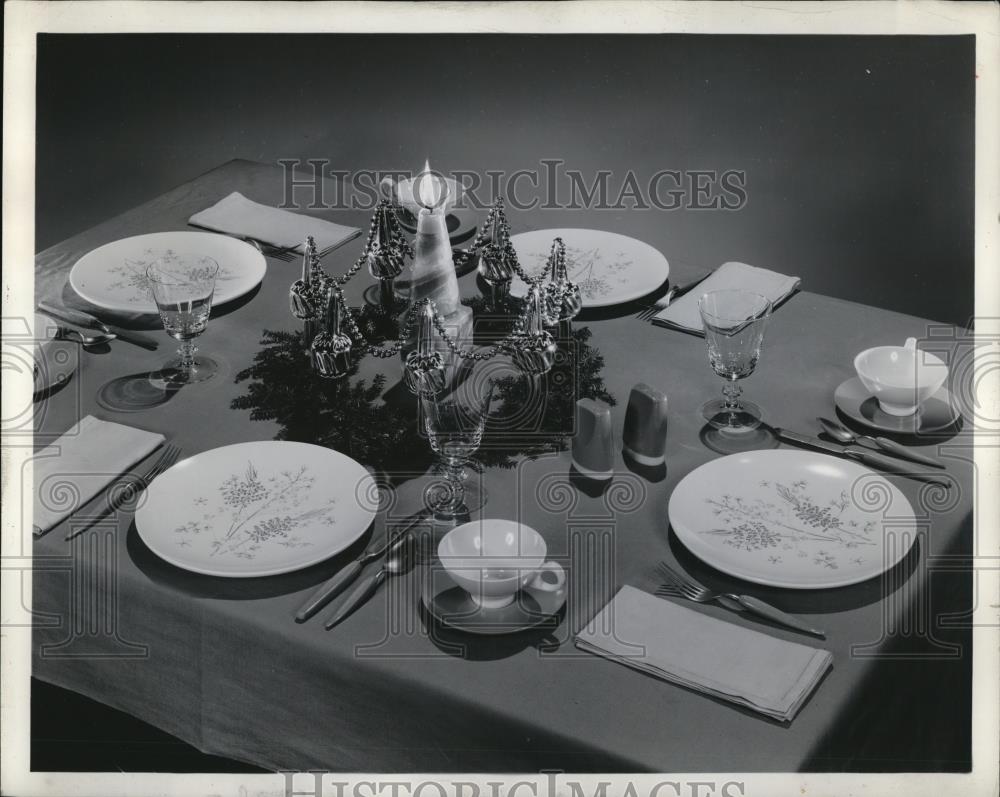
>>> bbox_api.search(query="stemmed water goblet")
[420,375,494,518]
[146,254,219,384]
[698,289,772,432]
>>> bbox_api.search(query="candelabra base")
[362,284,409,315]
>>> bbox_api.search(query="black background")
[37,33,975,326]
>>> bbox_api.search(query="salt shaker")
[572,398,614,480]
[622,383,669,466]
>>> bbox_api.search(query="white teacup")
[438,519,565,609]
[854,337,948,417]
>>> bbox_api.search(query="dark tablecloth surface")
[29,160,973,772]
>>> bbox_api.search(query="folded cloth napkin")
[188,192,360,254]
[32,416,165,536]
[575,586,831,722]
[652,261,800,334]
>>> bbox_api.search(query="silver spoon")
[295,514,427,622]
[324,533,414,630]
[817,417,944,469]
[55,326,117,348]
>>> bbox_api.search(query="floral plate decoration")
[509,229,669,309]
[135,441,377,577]
[667,449,918,589]
[69,231,266,314]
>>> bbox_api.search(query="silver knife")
[719,593,826,638]
[295,511,428,623]
[38,302,160,351]
[868,435,944,469]
[323,566,391,630]
[775,428,952,487]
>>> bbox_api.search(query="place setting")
[570,419,929,722]
[552,260,957,720]
[35,184,371,409]
[289,367,567,634]
[634,265,955,488]
[36,237,250,407]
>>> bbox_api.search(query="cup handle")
[527,561,566,593]
[904,337,917,351]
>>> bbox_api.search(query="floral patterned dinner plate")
[508,228,669,308]
[69,231,266,313]
[667,449,918,589]
[135,442,378,577]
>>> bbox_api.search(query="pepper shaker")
[572,398,614,480]
[622,383,669,466]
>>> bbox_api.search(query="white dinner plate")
[668,449,917,589]
[136,441,378,578]
[69,231,267,313]
[509,228,669,308]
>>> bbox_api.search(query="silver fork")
[635,284,680,321]
[240,237,299,262]
[655,561,825,638]
[635,276,707,321]
[65,444,183,540]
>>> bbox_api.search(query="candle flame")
[416,159,447,210]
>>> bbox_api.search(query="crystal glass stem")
[178,339,197,373]
[441,459,467,507]
[722,380,742,411]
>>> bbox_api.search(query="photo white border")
[3,2,998,796]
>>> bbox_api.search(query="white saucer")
[834,376,960,435]
[421,563,566,635]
